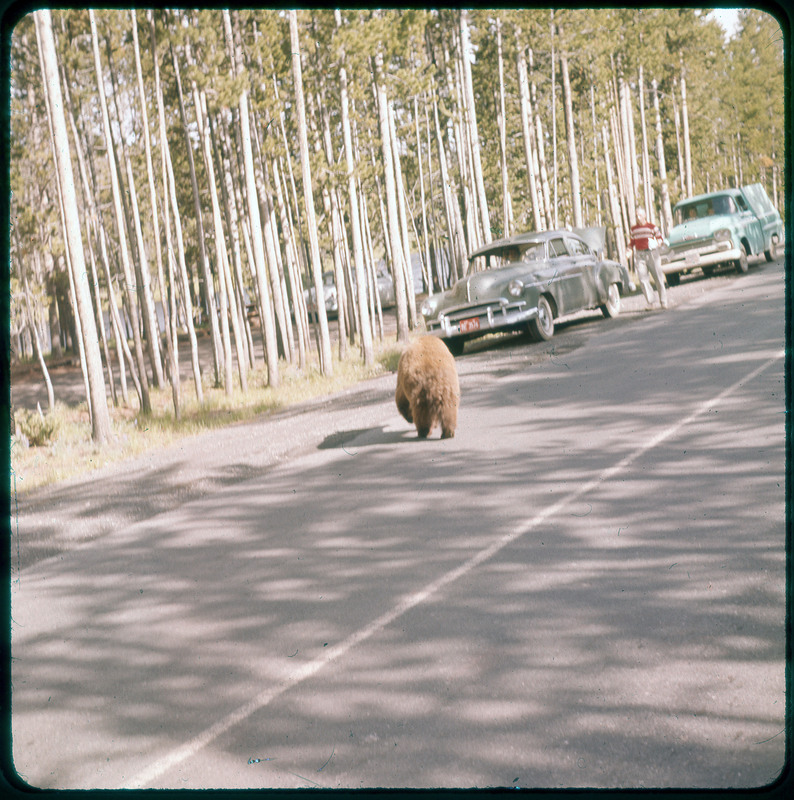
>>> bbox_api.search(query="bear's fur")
[395,336,460,439]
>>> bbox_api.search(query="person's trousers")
[635,249,668,307]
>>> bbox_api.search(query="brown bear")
[395,336,460,439]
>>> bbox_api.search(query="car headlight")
[714,228,732,242]
[508,279,524,297]
[420,298,437,317]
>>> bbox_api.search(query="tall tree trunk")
[651,78,673,235]
[589,83,603,226]
[170,41,224,387]
[131,10,176,409]
[60,65,117,406]
[414,95,433,294]
[375,51,410,342]
[637,64,653,217]
[680,55,693,196]
[496,17,512,237]
[388,100,418,329]
[226,11,280,385]
[124,157,165,390]
[22,272,55,411]
[459,10,491,243]
[529,48,553,229]
[558,26,582,228]
[288,11,332,373]
[432,85,467,280]
[601,123,627,265]
[36,9,112,442]
[194,88,242,396]
[89,9,151,416]
[336,9,373,366]
[150,10,198,407]
[671,77,686,196]
[515,33,543,231]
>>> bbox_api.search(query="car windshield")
[467,240,547,274]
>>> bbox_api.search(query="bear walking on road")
[395,336,460,439]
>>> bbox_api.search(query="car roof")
[468,229,577,261]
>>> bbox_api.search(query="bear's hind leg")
[395,384,413,423]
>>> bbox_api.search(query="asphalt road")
[9,259,787,792]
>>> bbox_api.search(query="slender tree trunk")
[558,27,582,228]
[388,101,417,328]
[602,123,627,265]
[22,273,55,410]
[651,78,673,235]
[131,10,173,397]
[336,9,373,365]
[680,55,693,196]
[414,95,433,294]
[287,11,332,374]
[129,10,167,393]
[195,90,240,395]
[432,85,467,280]
[125,156,165,390]
[60,67,117,406]
[89,9,151,416]
[36,9,111,442]
[150,10,198,405]
[671,77,686,195]
[375,52,410,342]
[529,48,553,228]
[496,17,512,237]
[170,42,224,387]
[637,64,653,217]
[589,83,603,226]
[515,34,543,231]
[460,10,491,243]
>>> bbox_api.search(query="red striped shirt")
[629,222,663,251]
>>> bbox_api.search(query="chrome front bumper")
[662,244,740,274]
[426,299,537,339]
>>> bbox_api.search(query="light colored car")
[661,183,784,284]
[421,229,632,356]
[304,268,396,318]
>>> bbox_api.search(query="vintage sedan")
[420,229,632,356]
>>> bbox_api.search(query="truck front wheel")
[735,243,749,274]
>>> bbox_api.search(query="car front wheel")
[528,295,554,341]
[735,243,749,274]
[600,283,621,318]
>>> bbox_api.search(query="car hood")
[449,263,539,305]
[668,215,733,244]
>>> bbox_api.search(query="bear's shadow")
[318,426,430,450]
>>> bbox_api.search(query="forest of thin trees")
[8,8,785,443]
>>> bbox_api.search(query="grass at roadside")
[11,341,404,494]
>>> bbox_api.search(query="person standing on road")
[628,207,668,309]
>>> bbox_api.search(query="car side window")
[549,238,568,258]
[566,238,591,256]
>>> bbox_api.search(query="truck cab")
[660,183,783,284]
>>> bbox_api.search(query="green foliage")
[16,408,60,447]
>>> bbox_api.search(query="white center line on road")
[126,350,784,789]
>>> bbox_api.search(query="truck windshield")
[675,195,737,225]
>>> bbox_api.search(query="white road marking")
[126,350,783,789]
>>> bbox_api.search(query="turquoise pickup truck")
[660,183,784,284]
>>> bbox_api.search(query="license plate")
[684,252,701,266]
[459,317,480,333]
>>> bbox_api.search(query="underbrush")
[10,341,404,493]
